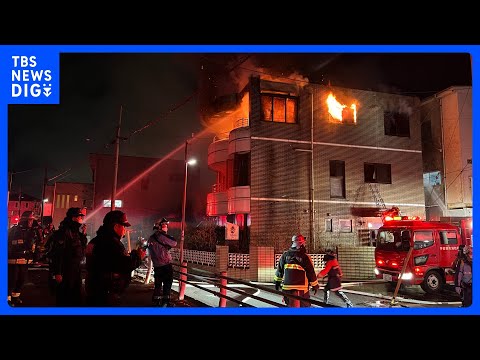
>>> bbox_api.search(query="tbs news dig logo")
[11,55,52,98]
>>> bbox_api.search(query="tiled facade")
[207,76,426,256]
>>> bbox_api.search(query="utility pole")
[179,139,188,265]
[8,171,13,209]
[40,166,47,226]
[111,105,123,211]
[310,92,316,251]
[18,184,22,218]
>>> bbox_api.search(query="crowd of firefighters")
[7,208,178,307]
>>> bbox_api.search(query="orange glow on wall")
[203,93,250,139]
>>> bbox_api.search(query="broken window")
[364,163,391,184]
[384,111,410,137]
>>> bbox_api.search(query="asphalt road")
[11,266,463,309]
[14,266,207,308]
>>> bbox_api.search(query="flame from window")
[326,93,357,123]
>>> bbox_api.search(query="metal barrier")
[171,262,336,308]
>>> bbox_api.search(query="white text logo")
[11,56,52,98]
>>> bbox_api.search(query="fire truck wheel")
[421,270,444,294]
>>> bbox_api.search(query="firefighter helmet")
[291,234,306,248]
[153,217,169,230]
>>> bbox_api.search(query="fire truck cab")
[374,218,472,294]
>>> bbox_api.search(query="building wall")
[89,153,202,239]
[249,78,425,253]
[7,194,42,226]
[52,182,93,232]
[442,88,472,210]
[421,86,472,220]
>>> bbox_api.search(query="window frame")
[384,111,410,137]
[364,162,392,184]
[329,160,346,199]
[261,94,298,124]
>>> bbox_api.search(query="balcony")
[206,188,228,216]
[228,186,250,214]
[228,126,250,155]
[207,138,228,172]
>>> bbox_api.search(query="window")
[384,111,410,137]
[413,231,434,250]
[103,199,123,208]
[330,160,345,198]
[439,230,458,245]
[261,94,297,123]
[74,195,78,202]
[377,230,402,251]
[424,171,441,186]
[339,219,352,233]
[233,153,250,187]
[364,163,391,184]
[325,219,333,232]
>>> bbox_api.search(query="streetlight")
[179,154,197,265]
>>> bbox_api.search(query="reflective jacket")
[274,246,318,292]
[8,220,43,262]
[318,255,343,291]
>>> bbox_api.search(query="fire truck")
[374,214,472,294]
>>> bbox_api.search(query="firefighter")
[48,207,88,306]
[7,211,43,306]
[147,217,178,307]
[274,234,319,307]
[85,210,144,306]
[455,245,473,307]
[317,249,353,308]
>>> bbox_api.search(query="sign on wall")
[226,222,239,240]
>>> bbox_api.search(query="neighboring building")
[206,76,426,254]
[420,86,472,221]
[51,182,94,233]
[8,193,42,227]
[88,153,203,241]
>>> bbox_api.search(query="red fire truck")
[374,216,472,294]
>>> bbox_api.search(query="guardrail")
[171,262,337,308]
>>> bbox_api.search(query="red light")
[384,216,393,221]
[391,262,398,267]
[377,260,384,265]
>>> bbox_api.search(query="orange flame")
[326,93,357,123]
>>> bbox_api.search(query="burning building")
[206,75,426,258]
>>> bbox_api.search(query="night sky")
[8,52,472,199]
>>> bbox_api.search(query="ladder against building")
[368,183,386,210]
